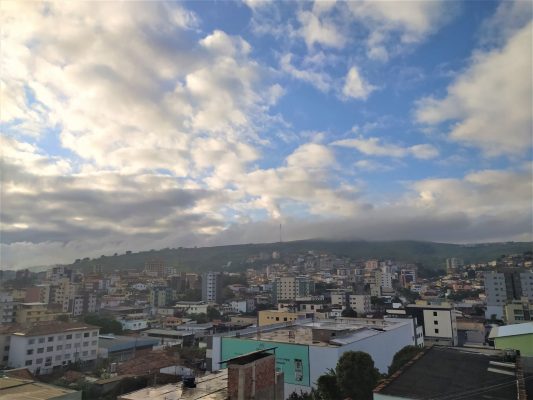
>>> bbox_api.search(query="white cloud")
[280,53,332,92]
[342,66,375,100]
[333,136,439,160]
[416,22,533,156]
[297,9,345,49]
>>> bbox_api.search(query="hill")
[66,240,532,273]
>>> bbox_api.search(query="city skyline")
[1,1,532,268]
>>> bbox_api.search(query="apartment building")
[484,269,533,319]
[348,294,372,315]
[405,301,458,346]
[272,276,314,303]
[503,297,533,324]
[8,322,99,375]
[14,303,66,324]
[0,293,14,324]
[202,272,222,304]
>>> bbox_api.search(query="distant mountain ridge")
[63,240,532,273]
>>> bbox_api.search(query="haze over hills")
[49,240,533,274]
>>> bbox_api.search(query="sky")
[1,0,532,268]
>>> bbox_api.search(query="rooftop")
[11,322,99,337]
[118,369,228,400]
[0,376,80,400]
[374,346,517,399]
[98,335,159,351]
[489,322,533,339]
[143,329,194,337]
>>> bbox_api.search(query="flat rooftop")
[118,369,228,400]
[232,318,406,347]
[0,377,80,400]
[375,346,517,399]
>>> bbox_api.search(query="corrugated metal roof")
[489,322,533,339]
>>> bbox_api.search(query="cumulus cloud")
[297,9,346,49]
[416,22,532,157]
[280,53,332,93]
[333,136,439,160]
[342,66,375,100]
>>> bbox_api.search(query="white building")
[8,322,99,375]
[174,301,210,315]
[405,302,458,346]
[484,270,533,319]
[210,318,417,397]
[202,272,222,304]
[0,293,14,324]
[230,299,256,313]
[348,294,372,315]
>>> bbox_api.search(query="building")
[69,291,98,317]
[141,329,195,347]
[8,322,99,375]
[116,315,149,331]
[405,301,458,346]
[174,301,210,315]
[489,322,533,357]
[0,375,82,400]
[484,269,533,319]
[202,272,222,304]
[399,268,417,288]
[144,259,166,277]
[230,299,256,313]
[0,292,14,324]
[24,284,51,304]
[258,310,313,326]
[149,286,172,308]
[272,276,315,303]
[98,334,159,361]
[210,317,417,396]
[445,257,462,274]
[504,297,533,324]
[373,346,520,400]
[348,294,372,315]
[14,303,65,324]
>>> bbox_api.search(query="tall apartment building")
[0,293,14,324]
[144,259,166,277]
[149,287,173,308]
[405,301,458,346]
[202,272,222,304]
[51,279,77,312]
[8,322,99,375]
[272,276,314,303]
[484,269,533,319]
[348,294,372,315]
[400,267,417,288]
[46,266,73,283]
[69,291,98,317]
[446,258,462,274]
[365,259,379,270]
[503,297,533,324]
[371,266,393,297]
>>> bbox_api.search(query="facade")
[149,286,172,308]
[348,294,372,315]
[202,272,222,304]
[272,276,314,303]
[484,269,533,319]
[25,284,51,303]
[174,301,210,315]
[8,322,99,375]
[503,297,533,324]
[14,303,65,324]
[0,292,14,324]
[399,268,417,288]
[211,318,416,397]
[258,310,311,326]
[405,302,458,346]
[489,322,533,357]
[230,299,256,313]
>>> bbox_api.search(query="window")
[27,349,33,355]
[38,337,45,343]
[57,335,63,340]
[56,345,62,350]
[47,336,54,342]
[91,341,97,346]
[25,360,33,366]
[65,344,71,349]
[75,333,81,339]
[64,354,70,359]
[434,320,439,325]
[435,329,439,334]
[92,331,98,337]
[433,312,438,317]
[45,357,52,366]
[83,342,89,347]
[66,334,72,340]
[84,332,90,338]
[28,339,35,345]
[55,355,62,361]
[276,317,279,321]
[82,351,88,356]
[36,358,43,364]
[37,348,44,354]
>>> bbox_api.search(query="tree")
[388,345,422,376]
[315,351,379,400]
[316,370,340,400]
[341,307,357,318]
[206,306,221,321]
[335,351,380,400]
[288,389,321,400]
[83,314,123,335]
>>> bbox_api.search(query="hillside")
[66,240,532,273]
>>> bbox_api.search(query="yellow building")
[14,303,66,324]
[258,310,310,326]
[504,298,533,324]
